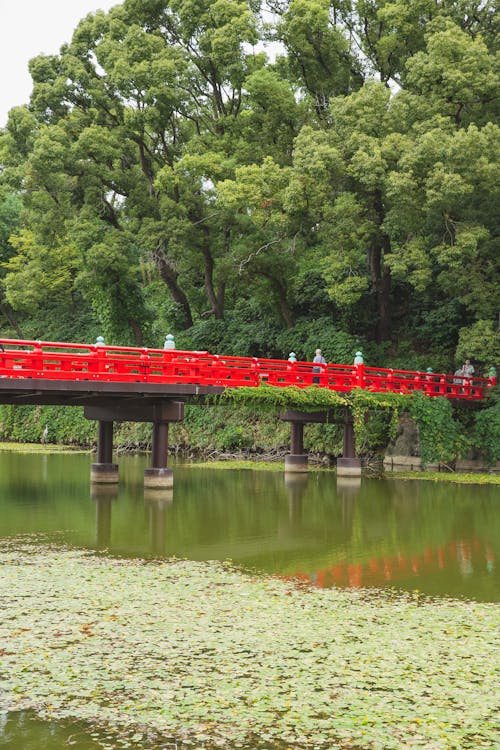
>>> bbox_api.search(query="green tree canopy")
[0,0,497,375]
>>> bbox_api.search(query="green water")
[1,450,499,748]
[0,450,499,601]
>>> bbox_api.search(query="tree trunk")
[0,302,24,338]
[201,226,224,319]
[369,245,391,342]
[260,272,295,329]
[153,246,193,329]
[128,318,144,346]
[136,139,155,197]
[369,190,392,342]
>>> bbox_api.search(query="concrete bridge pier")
[144,421,174,489]
[84,400,184,489]
[91,420,119,483]
[336,412,362,477]
[281,410,336,474]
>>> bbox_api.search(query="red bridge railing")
[0,338,495,400]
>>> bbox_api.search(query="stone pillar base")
[144,467,174,489]
[285,454,308,473]
[336,457,362,477]
[91,463,119,484]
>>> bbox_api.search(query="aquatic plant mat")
[1,541,499,750]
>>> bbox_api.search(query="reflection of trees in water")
[389,480,500,551]
[0,452,91,500]
[2,450,498,599]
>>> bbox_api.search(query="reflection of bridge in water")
[90,473,497,599]
[285,538,496,590]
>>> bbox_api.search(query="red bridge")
[0,338,495,488]
[0,338,494,399]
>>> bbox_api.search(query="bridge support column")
[91,420,119,483]
[337,412,362,477]
[284,421,308,473]
[144,421,174,489]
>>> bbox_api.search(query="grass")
[0,442,91,454]
[389,470,500,485]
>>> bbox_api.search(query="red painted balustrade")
[0,338,495,400]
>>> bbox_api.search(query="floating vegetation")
[390,471,500,485]
[1,540,499,749]
[0,442,91,454]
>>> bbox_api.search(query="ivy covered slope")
[219,384,500,466]
[1,541,499,750]
[0,1,498,374]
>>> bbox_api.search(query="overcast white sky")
[0,0,119,127]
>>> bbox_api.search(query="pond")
[1,450,498,603]
[1,449,499,749]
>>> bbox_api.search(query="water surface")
[1,450,498,602]
[1,449,499,749]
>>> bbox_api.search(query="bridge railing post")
[31,341,44,377]
[387,369,394,393]
[89,344,105,379]
[354,363,365,389]
[140,349,150,381]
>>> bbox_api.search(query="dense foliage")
[0,0,498,461]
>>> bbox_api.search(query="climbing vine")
[218,385,476,465]
[220,384,349,414]
[0,384,493,466]
[472,390,500,465]
[350,390,409,451]
[408,392,467,466]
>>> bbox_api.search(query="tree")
[0,0,497,365]
[0,191,23,336]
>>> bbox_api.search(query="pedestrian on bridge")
[463,359,474,378]
[312,348,326,384]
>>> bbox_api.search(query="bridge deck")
[0,378,222,407]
